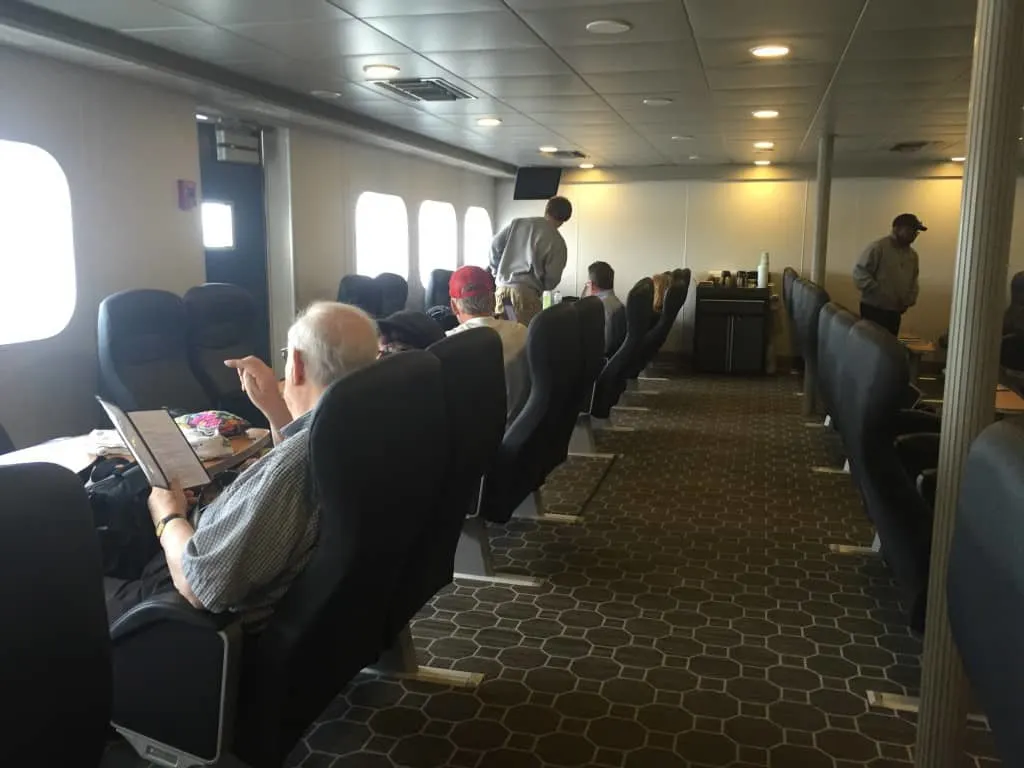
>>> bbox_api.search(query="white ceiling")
[4,0,1008,168]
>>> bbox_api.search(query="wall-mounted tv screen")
[513,167,562,200]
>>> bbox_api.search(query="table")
[996,386,1024,415]
[899,336,937,384]
[0,429,272,477]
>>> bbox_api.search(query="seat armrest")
[110,591,237,641]
[894,432,940,483]
[893,409,941,437]
[918,468,938,509]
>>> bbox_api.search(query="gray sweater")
[489,216,568,294]
[853,235,920,312]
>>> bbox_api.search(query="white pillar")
[802,133,834,414]
[810,133,834,287]
[916,1,1024,764]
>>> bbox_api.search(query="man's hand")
[149,479,189,527]
[225,356,289,417]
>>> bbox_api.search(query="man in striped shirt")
[105,302,379,631]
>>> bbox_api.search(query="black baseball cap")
[893,213,927,231]
[377,310,445,350]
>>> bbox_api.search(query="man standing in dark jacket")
[852,213,925,335]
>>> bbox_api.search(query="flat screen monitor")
[513,167,562,200]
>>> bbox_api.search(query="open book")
[97,397,211,489]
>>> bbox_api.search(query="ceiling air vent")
[550,150,587,160]
[889,140,932,153]
[372,78,476,102]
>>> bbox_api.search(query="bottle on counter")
[757,251,770,289]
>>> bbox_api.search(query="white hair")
[286,302,379,388]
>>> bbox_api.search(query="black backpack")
[84,458,160,580]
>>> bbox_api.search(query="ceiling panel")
[226,19,408,59]
[584,70,708,95]
[706,63,833,91]
[857,0,978,31]
[28,0,205,30]
[360,11,542,53]
[157,0,351,25]
[426,48,572,77]
[328,0,504,17]
[840,57,972,85]
[517,3,691,47]
[684,0,867,38]
[471,74,594,98]
[502,95,611,113]
[130,26,284,63]
[560,42,701,74]
[696,35,851,68]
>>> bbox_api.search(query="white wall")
[499,176,1024,352]
[289,128,496,312]
[0,47,204,445]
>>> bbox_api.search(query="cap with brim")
[893,213,927,231]
[449,265,494,299]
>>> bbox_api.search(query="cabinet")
[694,285,770,374]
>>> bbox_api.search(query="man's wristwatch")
[155,513,186,538]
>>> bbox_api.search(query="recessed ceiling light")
[310,90,343,99]
[753,141,775,149]
[671,134,694,141]
[751,44,790,58]
[951,156,966,162]
[195,113,210,121]
[579,163,595,169]
[539,146,558,153]
[585,19,633,34]
[476,117,502,127]
[363,64,401,79]
[754,160,772,166]
[643,97,673,107]
[753,109,780,119]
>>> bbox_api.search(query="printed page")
[128,409,211,489]
[98,399,209,489]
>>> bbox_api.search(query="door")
[197,123,271,362]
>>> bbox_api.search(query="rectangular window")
[201,201,235,249]
[418,200,457,287]
[355,192,410,278]
[0,139,76,346]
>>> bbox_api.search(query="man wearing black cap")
[853,213,926,335]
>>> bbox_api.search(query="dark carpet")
[283,372,997,768]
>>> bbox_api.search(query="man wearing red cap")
[448,265,530,422]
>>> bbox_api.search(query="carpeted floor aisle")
[285,373,998,768]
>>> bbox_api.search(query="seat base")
[453,517,545,588]
[865,690,988,726]
[828,532,881,555]
[371,626,482,689]
[812,459,850,475]
[512,489,581,525]
[591,415,636,432]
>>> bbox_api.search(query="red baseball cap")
[449,265,494,299]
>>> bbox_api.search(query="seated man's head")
[545,196,573,229]
[449,266,496,324]
[377,310,445,357]
[283,302,379,416]
[587,261,615,295]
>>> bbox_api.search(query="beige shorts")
[495,286,542,326]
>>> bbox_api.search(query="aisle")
[288,374,998,768]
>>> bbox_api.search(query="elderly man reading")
[104,302,379,631]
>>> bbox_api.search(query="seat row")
[98,283,266,426]
[784,271,939,631]
[336,272,413,317]
[5,329,506,767]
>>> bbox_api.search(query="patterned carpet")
[279,372,996,768]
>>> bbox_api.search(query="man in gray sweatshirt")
[852,213,925,336]
[489,196,572,326]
